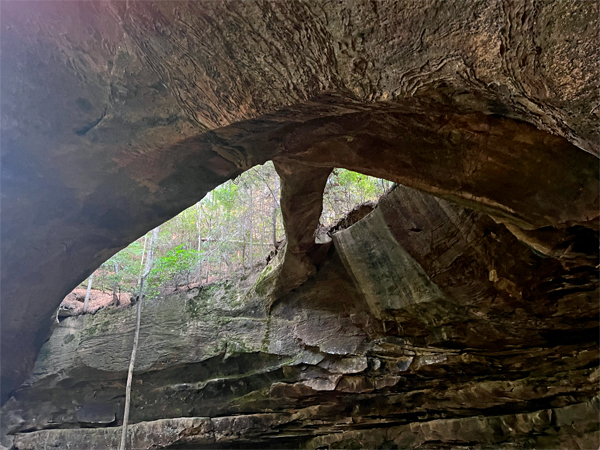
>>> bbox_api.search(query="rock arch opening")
[2,96,598,404]
[1,3,598,447]
[2,100,596,406]
[62,163,391,308]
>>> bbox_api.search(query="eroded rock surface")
[3,187,597,449]
[1,0,599,402]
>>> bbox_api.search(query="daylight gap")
[59,162,392,313]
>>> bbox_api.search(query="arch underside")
[1,0,598,407]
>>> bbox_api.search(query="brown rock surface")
[2,187,597,449]
[1,0,599,404]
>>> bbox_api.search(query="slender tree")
[111,262,120,306]
[83,273,94,312]
[249,184,254,269]
[196,201,203,282]
[272,173,280,247]
[136,233,149,293]
[119,226,159,450]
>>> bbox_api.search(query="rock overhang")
[1,0,598,406]
[1,185,598,449]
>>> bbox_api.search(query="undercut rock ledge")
[3,187,598,449]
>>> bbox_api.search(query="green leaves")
[145,245,200,296]
[90,163,390,299]
[322,169,390,226]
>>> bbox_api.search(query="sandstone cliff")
[2,1,598,404]
[3,186,597,449]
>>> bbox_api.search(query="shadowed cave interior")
[0,1,598,449]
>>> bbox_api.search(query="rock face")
[1,0,599,403]
[3,186,597,449]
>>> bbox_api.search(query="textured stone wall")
[3,186,597,449]
[1,0,598,403]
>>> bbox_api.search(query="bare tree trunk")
[249,185,253,269]
[224,217,230,277]
[119,293,141,450]
[136,233,149,293]
[205,217,211,284]
[241,214,246,275]
[218,206,225,280]
[83,273,94,312]
[112,262,120,306]
[224,256,233,277]
[272,173,279,247]
[119,226,159,450]
[271,208,277,247]
[196,202,203,282]
[252,166,280,247]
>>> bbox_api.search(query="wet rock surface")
[3,187,597,449]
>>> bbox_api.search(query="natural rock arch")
[1,0,598,404]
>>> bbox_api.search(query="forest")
[83,162,392,302]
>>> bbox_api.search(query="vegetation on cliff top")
[81,163,391,300]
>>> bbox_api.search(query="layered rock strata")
[2,0,599,401]
[3,186,597,449]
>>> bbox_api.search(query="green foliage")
[91,239,146,294]
[88,162,390,298]
[146,245,200,296]
[322,169,391,226]
[211,182,238,216]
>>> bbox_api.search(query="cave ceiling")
[0,0,598,406]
